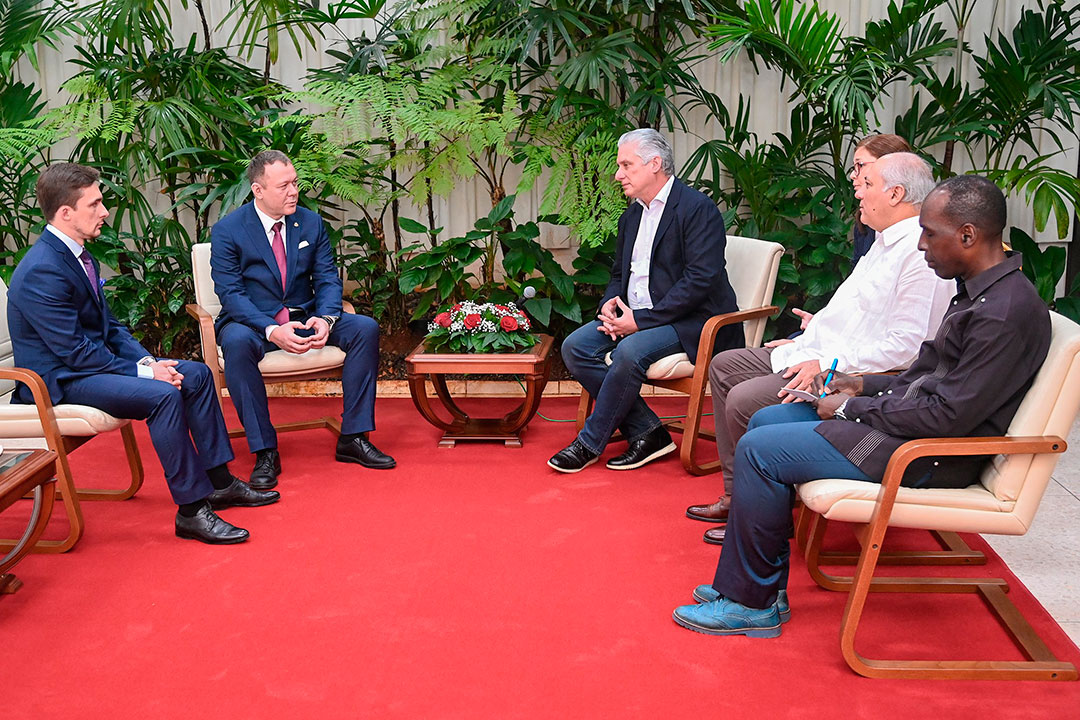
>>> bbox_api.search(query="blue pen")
[820,358,839,398]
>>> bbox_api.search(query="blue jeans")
[711,402,877,609]
[561,321,683,454]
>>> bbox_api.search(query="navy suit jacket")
[7,230,152,404]
[602,179,741,359]
[210,202,344,334]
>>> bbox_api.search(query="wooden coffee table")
[0,449,58,596]
[405,334,554,448]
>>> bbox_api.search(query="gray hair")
[248,150,292,185]
[877,152,935,206]
[618,129,675,176]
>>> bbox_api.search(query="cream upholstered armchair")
[796,310,1080,681]
[0,278,144,554]
[185,242,351,437]
[576,234,784,474]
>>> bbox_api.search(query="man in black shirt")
[673,175,1051,638]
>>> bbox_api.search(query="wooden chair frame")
[801,435,1077,681]
[576,305,777,474]
[0,450,58,595]
[0,366,143,554]
[185,301,355,439]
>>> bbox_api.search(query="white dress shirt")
[627,175,675,310]
[46,224,154,378]
[770,214,953,374]
[253,201,287,249]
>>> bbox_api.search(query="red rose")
[500,316,519,331]
[495,305,510,312]
[452,303,462,312]
[434,312,452,328]
[464,313,482,329]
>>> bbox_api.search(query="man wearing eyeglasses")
[684,152,954,544]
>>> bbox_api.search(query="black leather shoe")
[175,505,250,544]
[703,526,725,545]
[606,426,676,470]
[686,496,732,523]
[250,449,281,490]
[336,434,396,469]
[547,440,600,473]
[208,477,280,510]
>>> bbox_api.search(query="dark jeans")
[711,402,876,609]
[562,321,683,454]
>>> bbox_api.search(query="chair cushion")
[603,352,695,381]
[217,345,348,377]
[797,478,1029,535]
[0,402,128,438]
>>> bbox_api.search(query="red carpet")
[2,397,1079,718]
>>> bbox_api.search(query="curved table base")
[408,373,548,448]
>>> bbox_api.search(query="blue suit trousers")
[218,313,379,453]
[59,360,232,505]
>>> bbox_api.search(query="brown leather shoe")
[686,496,732,523]
[703,526,725,545]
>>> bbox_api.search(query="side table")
[405,334,554,448]
[0,449,58,595]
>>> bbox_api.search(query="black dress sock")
[207,464,233,490]
[178,499,209,517]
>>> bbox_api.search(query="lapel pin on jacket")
[293,222,299,227]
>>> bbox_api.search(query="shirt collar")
[252,200,285,236]
[635,175,675,211]
[46,224,85,258]
[878,214,921,247]
[957,252,1025,300]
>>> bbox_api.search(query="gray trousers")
[707,346,791,496]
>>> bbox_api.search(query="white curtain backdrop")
[15,0,1077,266]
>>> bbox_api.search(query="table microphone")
[516,285,536,309]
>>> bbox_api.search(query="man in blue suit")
[210,151,394,490]
[7,163,279,544]
[548,129,742,473]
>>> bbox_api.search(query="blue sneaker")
[673,597,782,638]
[691,585,791,623]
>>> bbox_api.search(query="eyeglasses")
[848,159,875,178]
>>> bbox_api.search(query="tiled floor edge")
[237,380,715,399]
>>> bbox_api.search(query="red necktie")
[271,221,289,325]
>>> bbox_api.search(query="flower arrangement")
[425,300,538,353]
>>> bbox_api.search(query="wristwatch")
[834,398,850,421]
[321,315,339,331]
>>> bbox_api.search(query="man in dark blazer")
[548,129,742,473]
[210,150,394,490]
[7,163,279,544]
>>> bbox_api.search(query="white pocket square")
[298,240,310,249]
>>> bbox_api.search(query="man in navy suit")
[210,150,394,490]
[548,129,742,473]
[7,163,279,544]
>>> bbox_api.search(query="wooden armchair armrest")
[692,305,779,370]
[0,366,64,452]
[342,299,355,315]
[867,435,1067,526]
[185,303,219,363]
